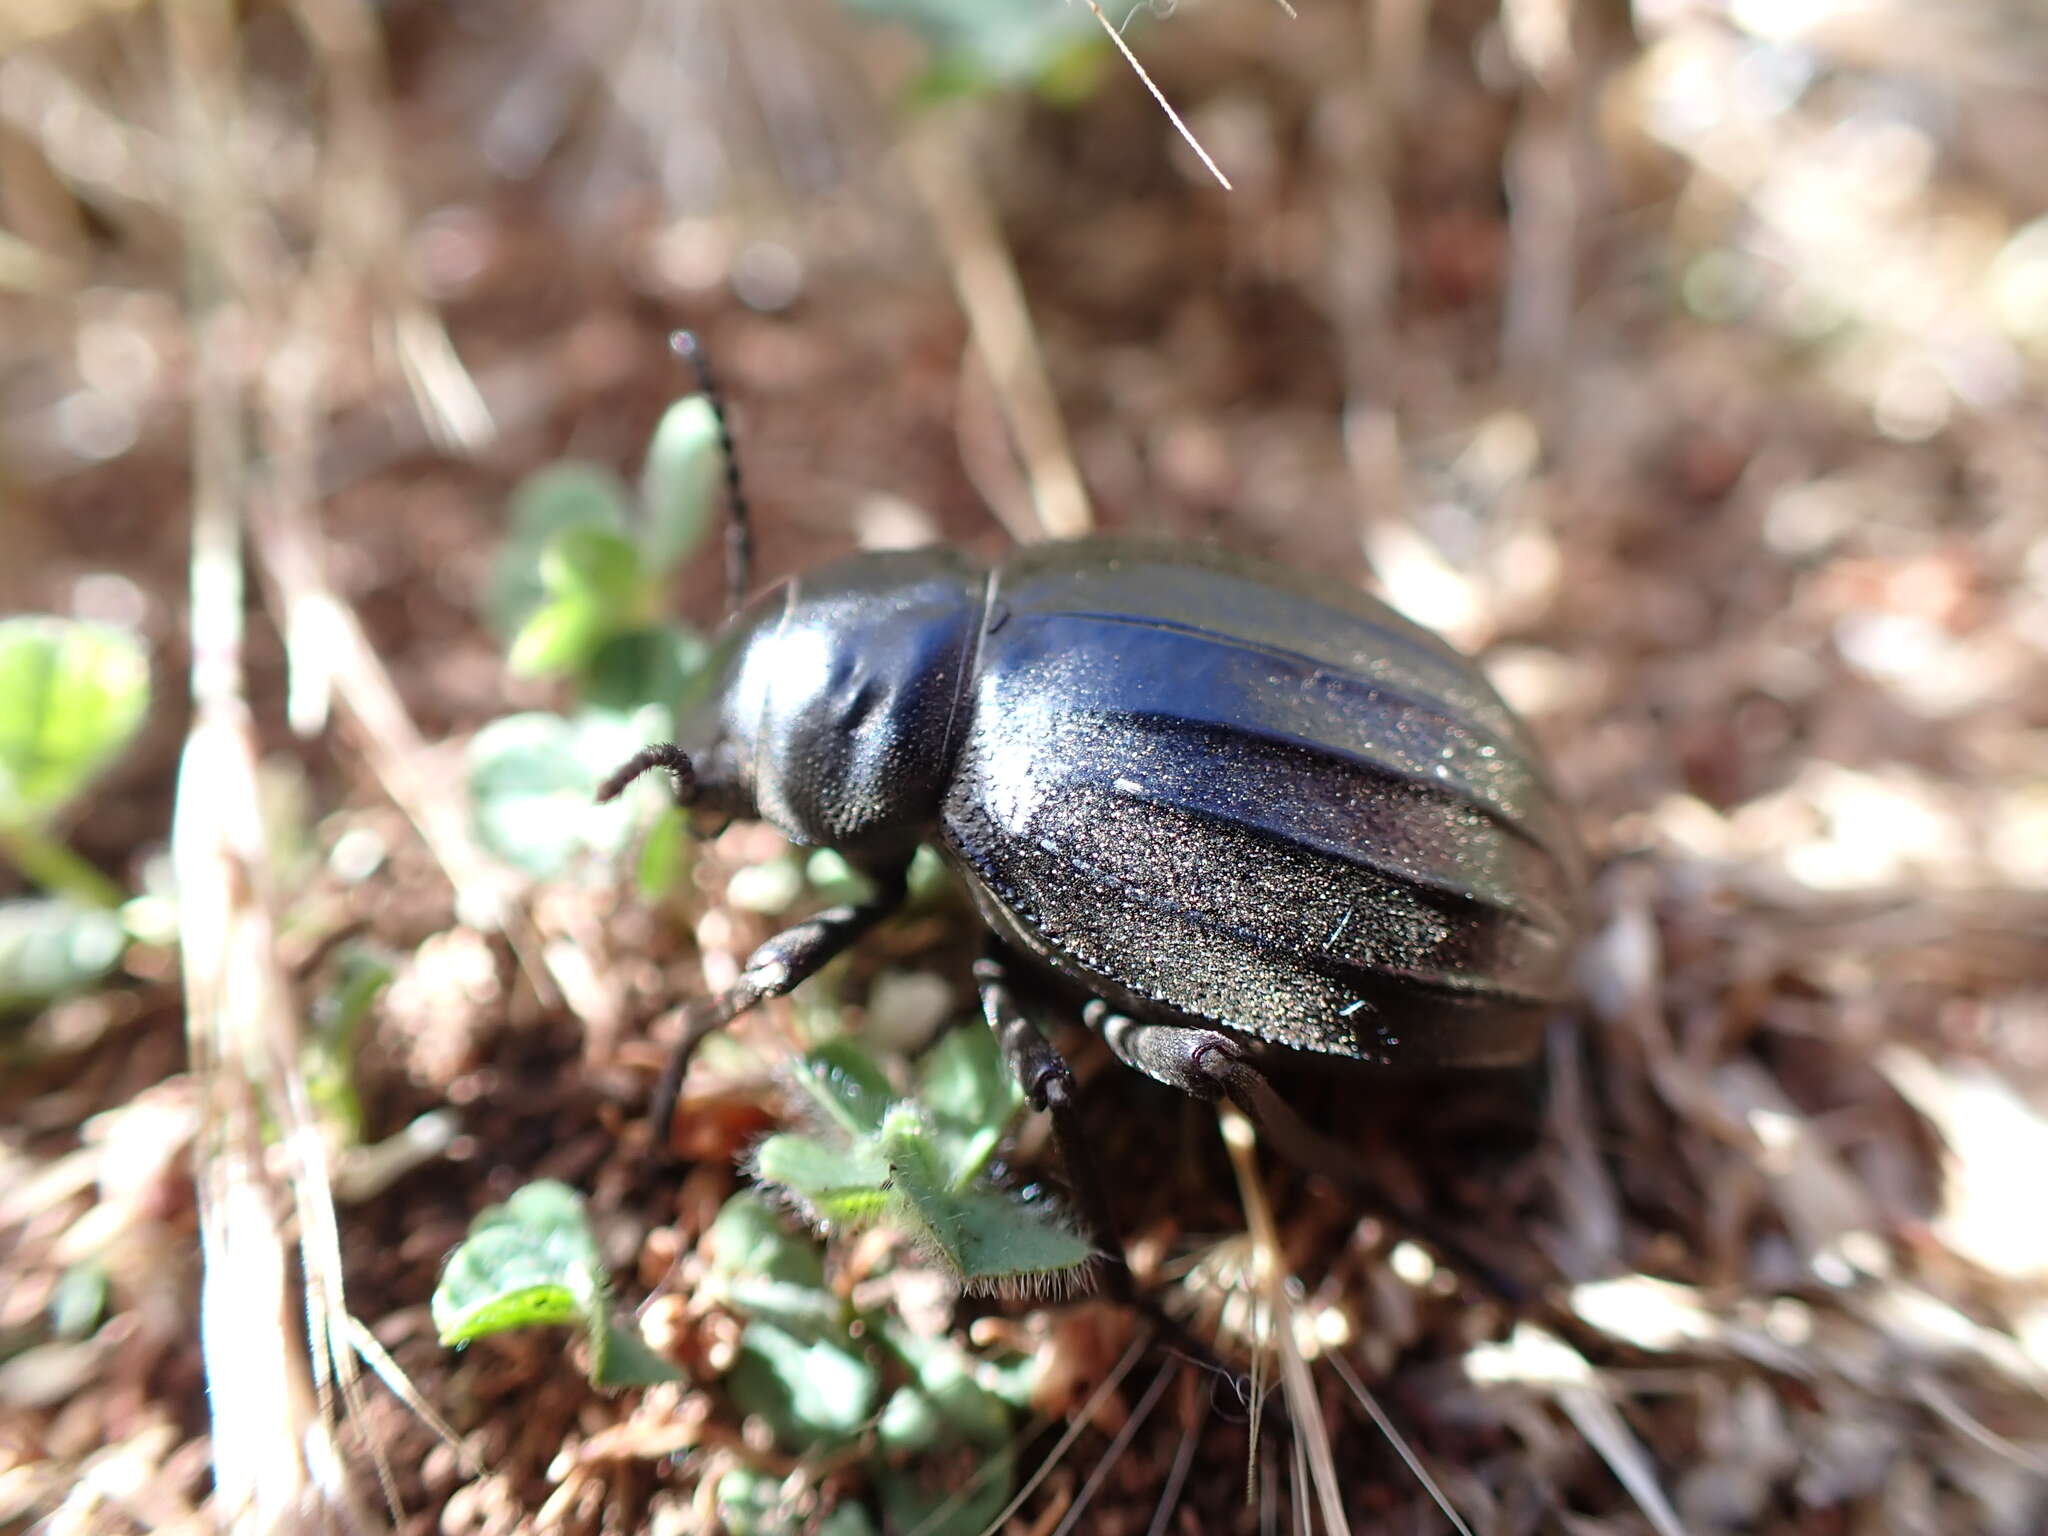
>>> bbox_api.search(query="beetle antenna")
[596,742,698,807]
[669,329,752,615]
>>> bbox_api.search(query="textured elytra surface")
[941,540,1582,1064]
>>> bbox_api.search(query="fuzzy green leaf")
[706,1191,828,1289]
[704,1193,849,1337]
[432,1181,604,1346]
[633,804,691,898]
[506,528,656,679]
[506,597,607,679]
[582,627,706,715]
[753,1133,891,1224]
[877,1445,1015,1536]
[879,1106,1091,1285]
[790,1038,898,1138]
[541,525,646,610]
[0,618,150,830]
[917,1025,1022,1186]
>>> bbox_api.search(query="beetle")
[601,334,1583,1308]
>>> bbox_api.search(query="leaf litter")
[4,0,2048,1531]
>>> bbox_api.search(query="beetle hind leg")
[1084,1003,1532,1304]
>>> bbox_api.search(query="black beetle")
[601,335,1583,1308]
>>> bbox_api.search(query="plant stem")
[0,824,128,909]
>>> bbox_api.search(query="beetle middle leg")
[647,860,911,1150]
[973,949,1239,1381]
[1085,1003,1530,1302]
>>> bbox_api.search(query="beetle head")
[607,548,981,863]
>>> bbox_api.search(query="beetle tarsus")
[596,742,698,806]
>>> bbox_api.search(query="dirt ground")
[4,1,2048,1532]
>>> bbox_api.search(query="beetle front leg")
[648,861,910,1150]
[1084,1003,1530,1303]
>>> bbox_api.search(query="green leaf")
[702,1192,849,1337]
[466,711,648,878]
[753,1133,891,1228]
[48,1261,109,1340]
[879,1106,1091,1286]
[506,596,608,679]
[485,463,631,638]
[727,1319,878,1450]
[725,856,807,914]
[634,804,691,898]
[506,528,657,680]
[590,1318,683,1388]
[0,618,149,831]
[876,1445,1015,1536]
[432,1180,606,1346]
[541,525,646,610]
[790,1038,898,1138]
[803,848,876,905]
[877,1331,1012,1452]
[302,945,393,1142]
[582,627,706,715]
[0,897,125,1012]
[706,1192,828,1290]
[917,1026,1023,1186]
[638,395,725,576]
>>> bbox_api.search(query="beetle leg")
[648,861,910,1150]
[973,954,1132,1295]
[1085,1005,1531,1304]
[973,953,1237,1381]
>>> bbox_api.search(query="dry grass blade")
[1217,1104,1348,1536]
[1468,1326,1686,1536]
[974,1330,1149,1536]
[1325,1349,1475,1536]
[904,119,1092,542]
[1145,1390,1204,1536]
[165,0,336,1526]
[1050,1356,1179,1536]
[1076,0,1231,190]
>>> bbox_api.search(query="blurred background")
[3,1,2047,1532]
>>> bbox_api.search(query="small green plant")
[703,1191,1037,1536]
[435,1181,1040,1534]
[431,1180,681,1391]
[754,1030,1093,1290]
[467,390,724,882]
[0,616,150,1009]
